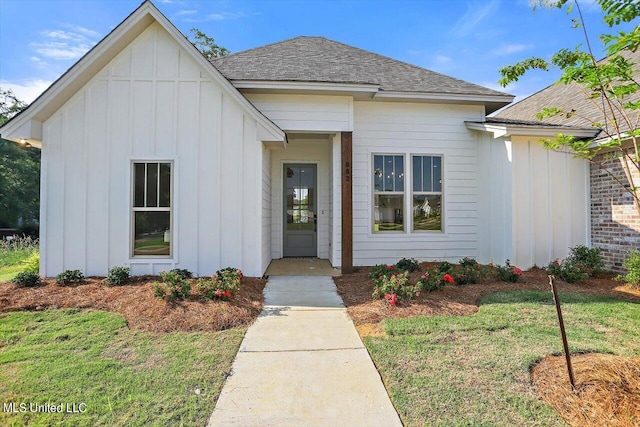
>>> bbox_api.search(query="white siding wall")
[245,94,353,132]
[510,136,590,268]
[476,134,513,265]
[41,22,266,277]
[351,101,485,265]
[270,138,331,259]
[261,146,272,273]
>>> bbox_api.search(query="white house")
[0,1,595,277]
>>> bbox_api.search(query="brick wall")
[590,154,640,272]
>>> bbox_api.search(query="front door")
[283,164,317,257]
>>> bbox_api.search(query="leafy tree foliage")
[189,28,229,61]
[499,0,640,214]
[0,88,39,230]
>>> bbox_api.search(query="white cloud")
[30,24,101,61]
[450,0,499,37]
[490,43,531,56]
[175,9,197,16]
[30,56,48,69]
[183,11,246,22]
[434,55,452,64]
[0,79,52,104]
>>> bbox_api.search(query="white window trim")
[372,153,406,234]
[130,160,174,259]
[410,154,444,233]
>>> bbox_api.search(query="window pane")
[374,156,383,191]
[134,163,145,207]
[146,163,158,207]
[422,156,432,192]
[373,194,403,232]
[394,155,404,192]
[413,194,442,231]
[433,156,442,192]
[159,163,171,207]
[413,156,422,192]
[384,156,394,192]
[134,211,170,255]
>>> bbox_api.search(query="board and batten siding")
[351,101,485,265]
[244,94,352,132]
[41,22,267,277]
[509,135,590,268]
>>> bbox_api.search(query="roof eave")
[465,121,600,139]
[374,91,514,113]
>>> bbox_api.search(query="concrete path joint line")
[208,275,403,427]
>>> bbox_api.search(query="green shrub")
[11,271,42,287]
[369,264,400,280]
[169,268,193,280]
[395,258,420,272]
[153,270,191,302]
[416,270,446,292]
[372,271,420,305]
[56,269,85,286]
[494,260,523,283]
[20,252,39,273]
[459,257,478,268]
[106,266,130,286]
[617,250,640,288]
[437,261,454,273]
[546,259,591,283]
[567,245,604,275]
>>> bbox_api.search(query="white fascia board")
[232,80,381,94]
[374,91,514,104]
[465,121,599,138]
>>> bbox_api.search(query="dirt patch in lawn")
[532,353,640,426]
[334,265,640,326]
[0,276,265,332]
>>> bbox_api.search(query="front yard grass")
[364,290,640,426]
[0,309,244,426]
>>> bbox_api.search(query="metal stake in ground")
[549,275,576,391]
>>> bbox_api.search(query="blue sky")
[0,0,634,104]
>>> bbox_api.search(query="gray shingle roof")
[212,36,510,97]
[495,49,640,137]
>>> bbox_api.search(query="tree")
[0,88,28,126]
[189,28,229,61]
[499,0,640,214]
[0,88,39,231]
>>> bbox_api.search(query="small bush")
[437,261,454,273]
[169,268,193,280]
[369,264,400,280]
[372,271,421,305]
[21,252,40,273]
[56,269,85,286]
[11,271,42,287]
[546,259,591,283]
[567,245,604,275]
[416,270,446,292]
[106,266,130,286]
[459,257,478,268]
[494,260,523,283]
[617,250,640,288]
[153,270,191,302]
[192,267,242,300]
[395,258,420,272]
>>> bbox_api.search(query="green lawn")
[0,309,244,426]
[0,238,39,282]
[365,290,640,426]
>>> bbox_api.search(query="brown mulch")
[334,265,640,327]
[0,276,266,333]
[532,353,640,426]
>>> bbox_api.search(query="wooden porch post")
[341,131,353,274]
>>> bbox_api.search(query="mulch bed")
[334,265,640,326]
[532,353,640,426]
[0,276,266,333]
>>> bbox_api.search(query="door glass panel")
[285,165,315,231]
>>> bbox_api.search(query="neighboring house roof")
[0,0,285,147]
[494,49,640,139]
[213,36,510,98]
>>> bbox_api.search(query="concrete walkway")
[208,276,402,427]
